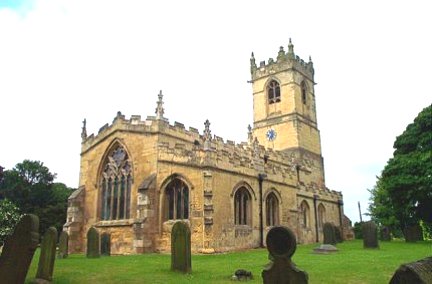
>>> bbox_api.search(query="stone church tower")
[251,39,325,187]
[64,40,348,255]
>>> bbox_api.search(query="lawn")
[25,240,431,283]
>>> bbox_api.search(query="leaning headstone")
[323,222,337,245]
[101,233,111,256]
[262,226,308,284]
[380,226,391,241]
[86,227,100,258]
[34,226,58,283]
[171,221,191,273]
[57,231,68,259]
[362,221,379,249]
[389,257,432,284]
[0,214,40,284]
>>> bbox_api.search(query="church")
[64,40,348,254]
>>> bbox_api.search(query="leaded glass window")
[267,80,281,104]
[100,146,132,220]
[164,178,189,220]
[266,193,279,226]
[234,187,251,225]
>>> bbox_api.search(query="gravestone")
[262,226,308,284]
[34,226,58,283]
[362,221,379,249]
[380,226,391,241]
[389,257,432,284]
[334,226,343,243]
[101,233,111,256]
[171,221,191,273]
[404,224,423,242]
[323,222,337,245]
[0,214,40,284]
[86,227,100,258]
[57,231,69,259]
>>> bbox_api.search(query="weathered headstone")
[389,257,432,284]
[403,224,423,242]
[362,221,379,249]
[323,222,337,245]
[171,221,191,273]
[380,226,391,241]
[262,226,308,284]
[101,233,111,256]
[334,226,343,243]
[86,227,100,258]
[34,226,58,283]
[57,231,68,259]
[0,214,40,284]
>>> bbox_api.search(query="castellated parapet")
[250,39,314,82]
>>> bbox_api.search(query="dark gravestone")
[362,221,379,249]
[389,257,432,284]
[34,226,58,283]
[380,226,391,241]
[334,226,343,243]
[57,231,68,259]
[262,226,308,284]
[101,233,111,256]
[323,222,337,245]
[404,224,423,242]
[86,227,100,258]
[0,214,40,284]
[171,221,191,273]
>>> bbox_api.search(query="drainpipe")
[313,194,319,243]
[338,199,344,238]
[258,173,266,248]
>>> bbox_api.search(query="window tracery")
[265,192,279,226]
[234,187,251,225]
[164,178,189,220]
[267,80,281,104]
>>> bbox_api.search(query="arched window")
[100,145,132,220]
[164,178,189,220]
[318,204,326,229]
[265,192,279,226]
[301,81,307,105]
[234,187,252,225]
[300,200,310,228]
[267,80,281,104]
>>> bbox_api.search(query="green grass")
[25,240,431,283]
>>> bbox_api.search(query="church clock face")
[266,129,277,141]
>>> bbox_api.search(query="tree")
[0,199,22,245]
[0,160,74,236]
[368,104,432,239]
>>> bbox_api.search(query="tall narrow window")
[300,201,310,228]
[100,146,132,220]
[301,81,307,105]
[267,80,281,104]
[318,204,326,229]
[266,193,279,226]
[234,187,252,225]
[164,178,189,220]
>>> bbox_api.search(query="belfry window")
[100,146,132,220]
[164,178,189,220]
[265,193,279,226]
[234,187,251,225]
[267,80,281,104]
[300,200,310,228]
[301,81,307,104]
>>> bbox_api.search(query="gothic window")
[265,192,279,226]
[164,178,189,220]
[300,200,310,228]
[100,146,132,220]
[301,81,307,104]
[234,187,252,225]
[318,204,326,229]
[267,80,281,104]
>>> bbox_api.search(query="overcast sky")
[1,0,431,223]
